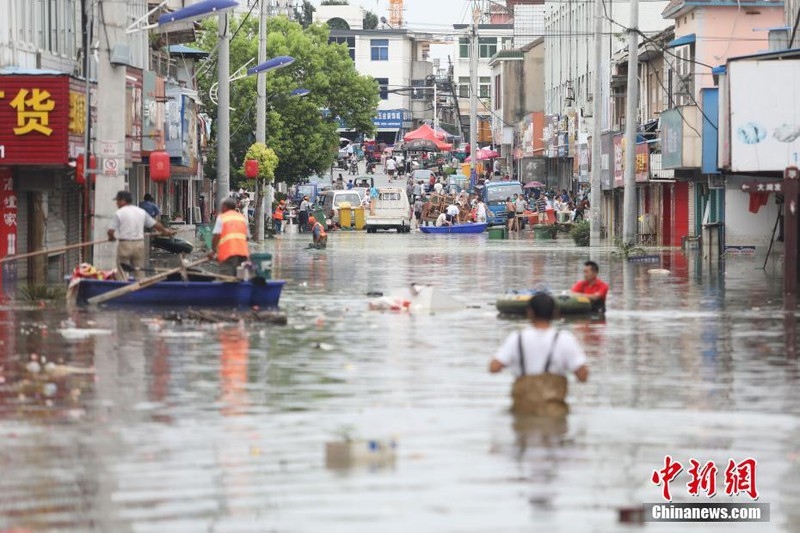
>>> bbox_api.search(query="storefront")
[0,73,90,286]
[371,109,411,145]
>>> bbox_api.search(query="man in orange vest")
[307,216,328,249]
[210,198,250,276]
[273,199,286,234]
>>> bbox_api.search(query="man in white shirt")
[445,203,460,224]
[108,190,174,281]
[433,179,444,195]
[490,292,588,381]
[385,157,397,179]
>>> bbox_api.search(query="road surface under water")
[0,229,798,532]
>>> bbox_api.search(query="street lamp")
[247,56,296,76]
[157,0,239,25]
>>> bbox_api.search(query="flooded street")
[1,231,799,532]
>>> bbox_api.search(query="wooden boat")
[73,277,285,308]
[420,222,487,234]
[496,291,596,316]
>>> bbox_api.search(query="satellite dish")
[380,16,388,24]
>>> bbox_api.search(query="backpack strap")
[517,331,526,375]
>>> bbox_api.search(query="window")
[672,44,694,106]
[494,74,501,110]
[478,37,497,59]
[371,39,389,61]
[458,76,470,99]
[501,37,513,50]
[411,79,426,100]
[376,77,389,100]
[459,37,470,58]
[479,76,491,99]
[329,36,356,61]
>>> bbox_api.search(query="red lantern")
[245,159,259,179]
[75,153,97,185]
[150,150,171,182]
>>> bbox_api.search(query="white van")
[365,187,411,233]
[320,190,362,226]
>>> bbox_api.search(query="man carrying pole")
[209,198,250,276]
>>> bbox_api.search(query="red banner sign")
[0,75,70,165]
[0,168,17,297]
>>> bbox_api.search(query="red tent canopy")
[403,124,451,151]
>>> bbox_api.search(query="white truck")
[365,187,411,233]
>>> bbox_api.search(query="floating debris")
[162,310,288,326]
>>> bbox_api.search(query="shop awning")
[667,33,696,48]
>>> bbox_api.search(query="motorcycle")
[365,161,376,174]
[348,160,358,175]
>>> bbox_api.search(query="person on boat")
[489,293,589,413]
[138,193,160,219]
[435,212,450,227]
[445,203,460,225]
[307,216,328,249]
[571,260,608,312]
[209,198,250,276]
[273,200,286,234]
[108,191,175,281]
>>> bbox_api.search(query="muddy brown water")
[0,230,798,532]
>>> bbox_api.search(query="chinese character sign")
[0,75,70,165]
[651,456,759,502]
[661,108,684,169]
[0,168,17,297]
[613,134,624,187]
[635,142,650,182]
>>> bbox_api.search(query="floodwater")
[1,230,798,532]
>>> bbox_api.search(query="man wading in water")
[489,293,589,416]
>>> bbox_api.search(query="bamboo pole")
[0,239,108,264]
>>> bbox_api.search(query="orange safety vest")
[217,210,249,262]
[313,222,327,237]
[274,206,284,221]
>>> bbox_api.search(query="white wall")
[725,178,782,249]
[314,5,364,30]
[352,34,412,112]
[451,27,514,115]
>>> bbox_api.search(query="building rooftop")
[662,0,783,19]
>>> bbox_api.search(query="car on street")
[319,190,362,227]
[365,187,411,233]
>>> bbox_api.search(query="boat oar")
[87,257,211,305]
[0,239,108,264]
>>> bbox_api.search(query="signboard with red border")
[0,75,70,165]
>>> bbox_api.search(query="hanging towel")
[748,191,770,214]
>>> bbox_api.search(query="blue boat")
[420,222,488,234]
[73,278,285,308]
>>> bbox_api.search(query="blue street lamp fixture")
[247,56,295,76]
[291,88,311,97]
[157,0,239,26]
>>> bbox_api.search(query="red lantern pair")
[245,159,259,179]
[150,150,171,182]
[75,153,96,185]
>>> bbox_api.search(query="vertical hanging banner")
[0,168,17,297]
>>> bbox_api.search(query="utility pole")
[622,0,640,244]
[217,12,231,206]
[254,0,268,242]
[589,0,604,246]
[82,0,94,260]
[93,0,129,268]
[469,9,479,183]
[433,82,439,131]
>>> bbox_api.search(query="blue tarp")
[667,33,696,48]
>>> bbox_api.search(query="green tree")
[293,0,315,29]
[196,15,378,186]
[363,10,378,30]
[244,142,279,182]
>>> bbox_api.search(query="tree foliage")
[293,0,315,29]
[363,11,379,30]
[244,142,279,182]
[196,15,378,186]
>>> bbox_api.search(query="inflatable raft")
[496,291,597,316]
